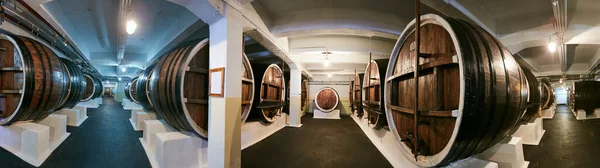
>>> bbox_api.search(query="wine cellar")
[0,0,598,168]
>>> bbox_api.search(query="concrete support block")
[56,109,86,126]
[38,114,68,142]
[477,136,529,168]
[139,120,207,168]
[155,132,207,168]
[512,118,545,145]
[313,109,340,119]
[0,122,68,167]
[541,105,556,119]
[130,109,145,123]
[72,106,88,120]
[129,111,156,131]
[449,158,499,168]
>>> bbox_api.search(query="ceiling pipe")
[116,0,132,65]
[551,0,568,73]
[2,0,103,78]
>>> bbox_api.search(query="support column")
[208,10,243,168]
[288,69,303,127]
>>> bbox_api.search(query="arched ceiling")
[41,0,204,80]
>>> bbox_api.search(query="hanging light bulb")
[559,78,563,83]
[118,77,122,81]
[548,41,557,53]
[324,57,329,67]
[328,73,332,78]
[126,20,137,35]
[121,67,127,72]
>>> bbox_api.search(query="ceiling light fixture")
[548,33,558,53]
[323,51,331,67]
[118,77,122,81]
[125,8,137,35]
[328,73,332,78]
[121,67,127,72]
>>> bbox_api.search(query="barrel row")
[0,30,101,125]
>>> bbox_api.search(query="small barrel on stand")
[315,87,340,112]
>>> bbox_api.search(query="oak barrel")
[127,77,139,103]
[57,57,86,109]
[301,78,308,111]
[540,80,555,110]
[571,81,600,113]
[250,63,285,123]
[315,87,340,112]
[383,14,527,167]
[241,53,255,123]
[124,82,132,101]
[363,59,389,129]
[149,39,209,138]
[81,73,102,101]
[353,73,364,116]
[0,32,69,125]
[518,67,541,124]
[136,63,157,112]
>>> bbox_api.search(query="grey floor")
[524,105,600,168]
[0,97,151,168]
[242,114,392,168]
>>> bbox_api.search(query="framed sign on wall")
[209,67,225,97]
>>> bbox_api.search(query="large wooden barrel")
[0,32,69,125]
[571,81,600,113]
[250,64,285,123]
[149,39,209,138]
[81,73,102,101]
[353,73,364,116]
[383,14,527,167]
[301,79,308,111]
[241,53,255,123]
[136,63,157,112]
[315,87,340,112]
[127,77,139,103]
[124,83,132,101]
[57,58,86,109]
[540,80,555,110]
[519,67,541,124]
[362,59,388,129]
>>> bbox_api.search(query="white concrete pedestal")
[313,109,340,119]
[476,136,529,168]
[541,104,556,119]
[56,108,86,126]
[0,114,70,167]
[139,120,207,168]
[129,111,157,131]
[96,98,103,105]
[124,103,143,110]
[512,118,545,145]
[572,108,600,120]
[77,100,99,108]
[448,158,499,168]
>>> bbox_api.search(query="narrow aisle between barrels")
[242,114,392,168]
[0,97,151,168]
[524,105,600,168]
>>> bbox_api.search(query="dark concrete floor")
[0,97,151,168]
[242,114,392,168]
[524,105,600,168]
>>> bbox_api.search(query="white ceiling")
[41,0,203,80]
[21,0,600,80]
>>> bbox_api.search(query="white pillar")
[208,10,243,168]
[288,69,303,127]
